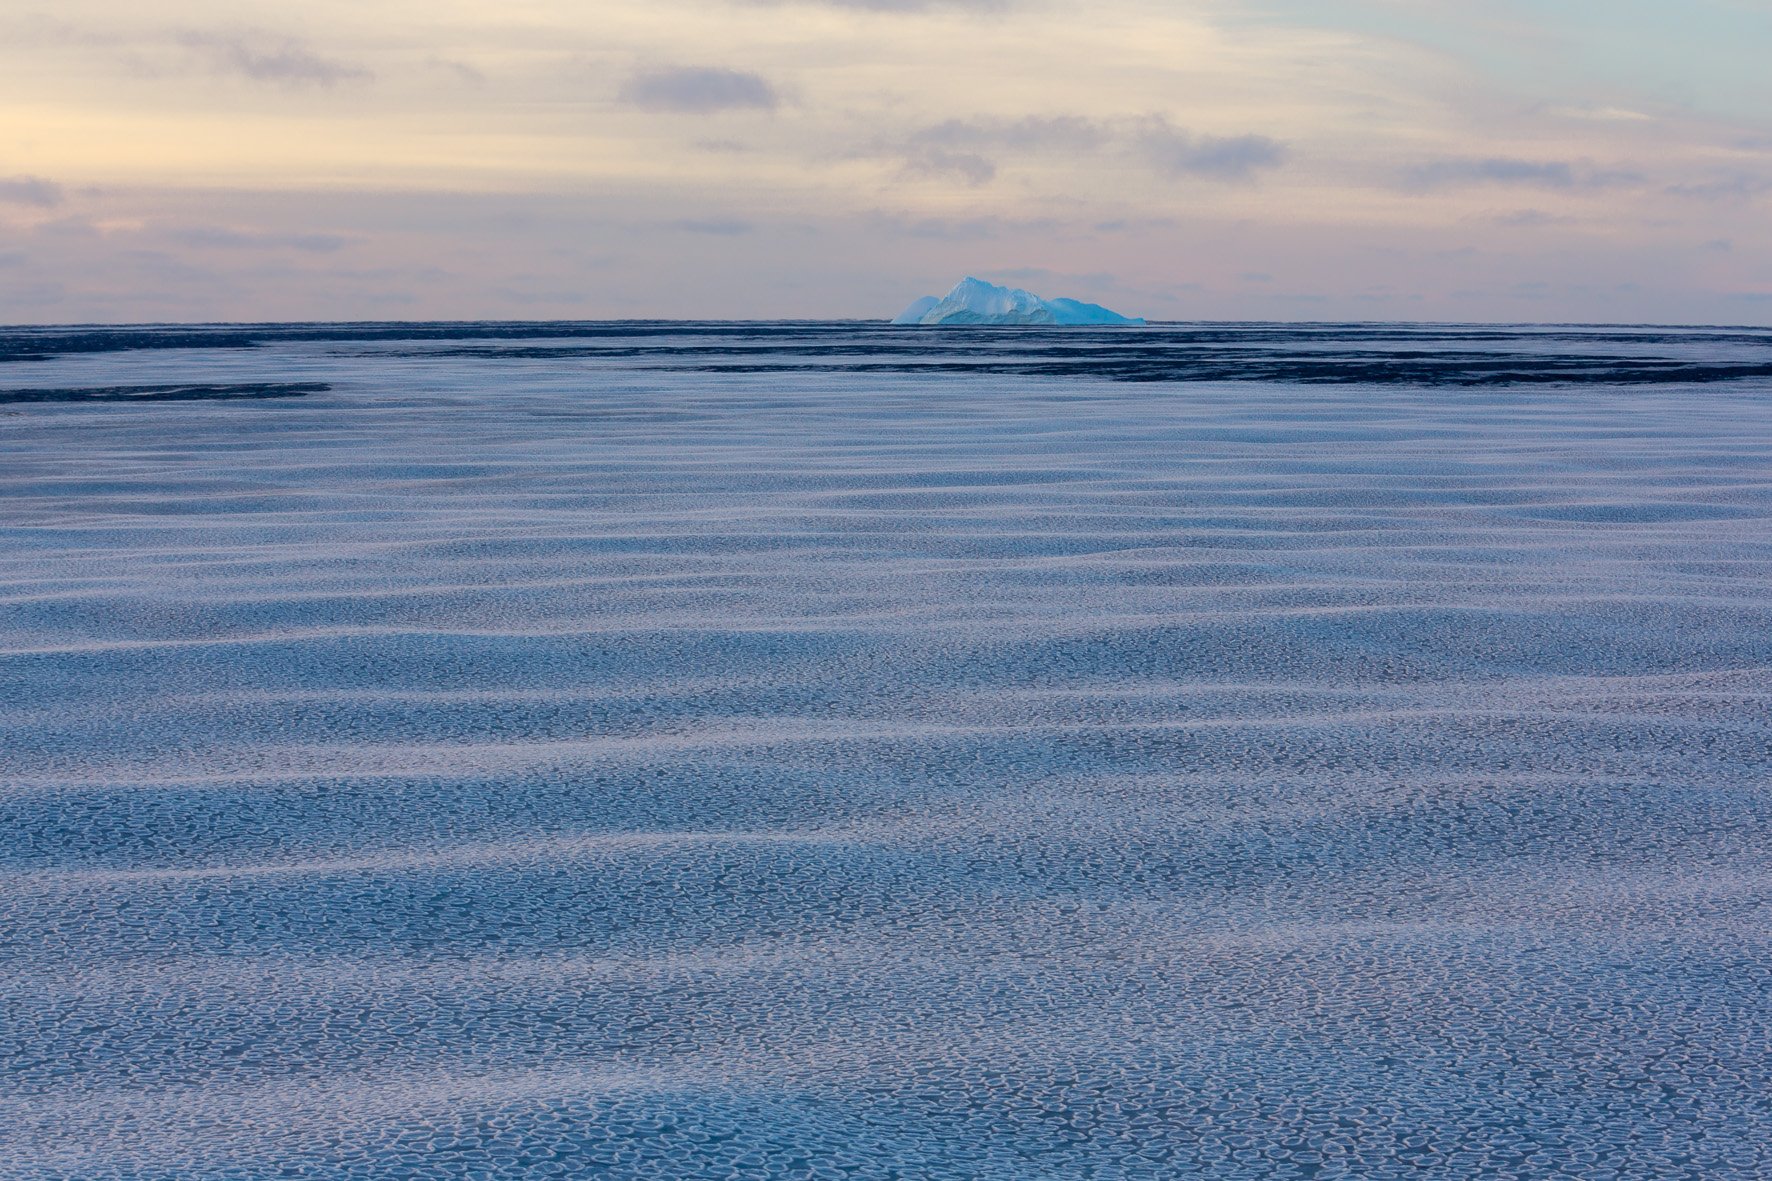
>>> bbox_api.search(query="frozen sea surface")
[3,321,1771,1179]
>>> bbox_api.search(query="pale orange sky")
[2,0,1770,322]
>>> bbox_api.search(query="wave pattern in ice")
[2,323,1771,1179]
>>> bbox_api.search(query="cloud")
[0,13,122,49]
[162,226,352,252]
[178,32,371,87]
[34,215,101,238]
[750,0,1006,10]
[0,176,64,207]
[864,212,1030,239]
[665,218,754,235]
[909,117,1110,153]
[1411,157,1574,188]
[885,116,1112,188]
[1548,104,1653,123]
[1485,209,1576,227]
[426,58,487,86]
[1093,217,1179,232]
[620,67,779,113]
[892,116,1283,187]
[1135,118,1286,180]
[1665,174,1772,201]
[1404,157,1643,191]
[901,147,997,186]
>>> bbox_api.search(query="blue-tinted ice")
[2,322,1770,1178]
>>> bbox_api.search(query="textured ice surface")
[3,321,1771,1180]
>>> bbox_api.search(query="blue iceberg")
[892,276,1144,326]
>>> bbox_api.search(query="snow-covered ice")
[2,320,1771,1179]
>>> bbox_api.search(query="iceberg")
[892,295,942,325]
[892,276,1144,327]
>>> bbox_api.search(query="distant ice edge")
[893,277,1144,327]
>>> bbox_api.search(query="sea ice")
[2,319,1770,1180]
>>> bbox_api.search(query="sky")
[2,0,1771,323]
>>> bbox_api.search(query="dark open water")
[3,322,1771,1178]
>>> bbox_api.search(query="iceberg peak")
[892,277,1143,327]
